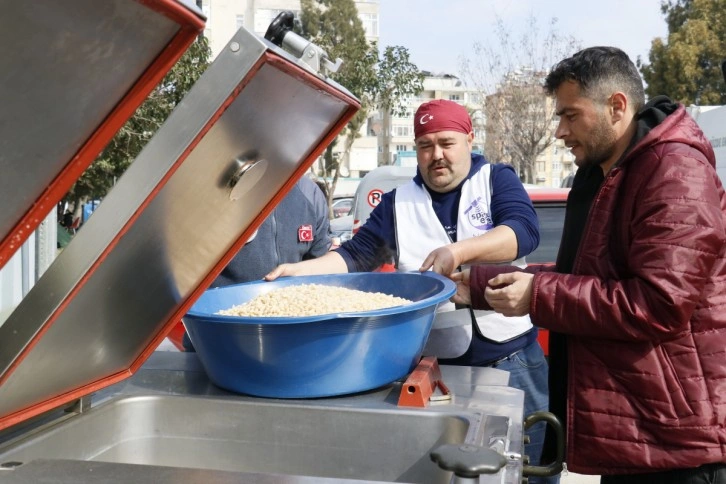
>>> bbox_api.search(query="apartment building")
[484,69,576,187]
[534,95,576,187]
[537,137,576,188]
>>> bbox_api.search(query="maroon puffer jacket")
[471,106,726,475]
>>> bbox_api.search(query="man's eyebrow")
[432,136,457,143]
[555,107,575,117]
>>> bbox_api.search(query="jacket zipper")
[566,165,619,465]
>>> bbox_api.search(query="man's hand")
[264,252,349,281]
[448,270,471,305]
[264,263,302,281]
[484,272,534,317]
[419,244,461,275]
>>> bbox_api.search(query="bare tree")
[459,16,580,183]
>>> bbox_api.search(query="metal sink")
[0,395,468,482]
[0,352,523,484]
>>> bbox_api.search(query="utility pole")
[195,0,205,39]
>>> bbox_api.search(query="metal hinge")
[64,395,92,415]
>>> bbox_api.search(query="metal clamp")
[64,395,92,415]
[264,11,342,76]
[398,356,452,407]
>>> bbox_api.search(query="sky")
[377,0,669,79]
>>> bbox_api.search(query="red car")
[520,187,569,355]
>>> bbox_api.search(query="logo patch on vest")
[298,224,313,242]
[464,196,493,231]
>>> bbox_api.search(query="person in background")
[62,209,74,230]
[451,46,726,483]
[182,176,331,350]
[266,100,556,483]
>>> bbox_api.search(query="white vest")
[394,164,533,358]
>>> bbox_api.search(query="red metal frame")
[0,0,204,269]
[0,52,359,432]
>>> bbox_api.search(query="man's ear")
[610,92,628,123]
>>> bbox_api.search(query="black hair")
[544,46,645,111]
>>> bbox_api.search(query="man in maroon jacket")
[451,46,726,483]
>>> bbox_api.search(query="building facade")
[484,69,576,187]
[536,137,576,188]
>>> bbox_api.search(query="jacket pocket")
[605,342,694,422]
[655,345,695,419]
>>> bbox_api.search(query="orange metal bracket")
[398,356,451,407]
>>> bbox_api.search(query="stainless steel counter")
[0,352,524,484]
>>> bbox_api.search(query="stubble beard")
[579,114,618,168]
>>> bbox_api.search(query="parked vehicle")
[560,172,575,188]
[331,196,354,218]
[687,106,726,185]
[685,61,726,184]
[524,188,569,264]
[329,213,354,246]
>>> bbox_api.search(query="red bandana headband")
[413,99,473,139]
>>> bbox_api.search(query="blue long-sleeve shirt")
[337,154,539,271]
[335,154,540,366]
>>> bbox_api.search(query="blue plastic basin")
[183,272,455,398]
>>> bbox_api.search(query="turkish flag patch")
[298,224,314,242]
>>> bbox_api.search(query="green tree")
[641,0,726,105]
[63,36,212,219]
[299,0,424,211]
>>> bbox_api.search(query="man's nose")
[554,120,568,139]
[432,144,444,159]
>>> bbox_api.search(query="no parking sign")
[367,189,384,208]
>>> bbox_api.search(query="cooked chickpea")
[217,284,411,317]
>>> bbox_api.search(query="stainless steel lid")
[0,0,205,269]
[0,20,359,430]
